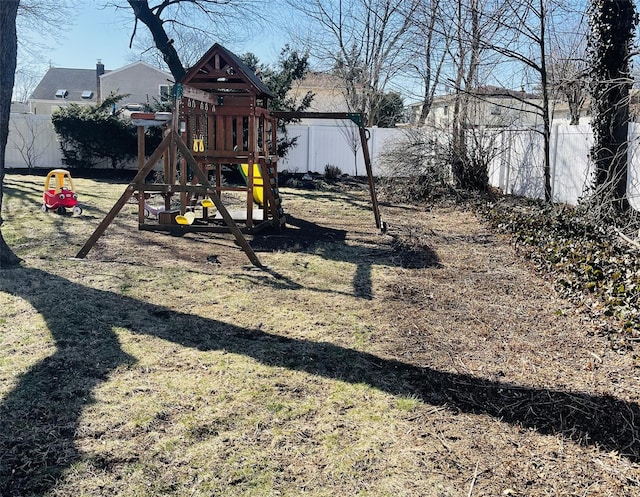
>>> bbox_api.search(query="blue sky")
[41,4,139,70]
[31,3,285,72]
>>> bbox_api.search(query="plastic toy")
[42,168,82,215]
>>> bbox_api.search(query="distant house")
[28,61,173,115]
[100,61,173,111]
[289,71,348,113]
[287,71,359,125]
[28,64,103,115]
[407,86,592,128]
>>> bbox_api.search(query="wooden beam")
[182,85,217,105]
[173,132,263,268]
[271,111,364,125]
[76,133,173,259]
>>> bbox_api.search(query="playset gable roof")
[181,43,275,99]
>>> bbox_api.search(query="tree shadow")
[250,214,441,299]
[1,266,640,495]
[282,187,374,214]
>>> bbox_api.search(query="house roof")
[181,43,275,99]
[30,67,103,102]
[100,60,172,81]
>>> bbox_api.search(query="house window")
[159,84,172,98]
[491,105,502,115]
[443,105,449,116]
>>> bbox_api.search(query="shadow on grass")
[3,176,44,199]
[282,187,374,215]
[2,267,640,495]
[250,215,441,299]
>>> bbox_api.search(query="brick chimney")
[96,59,105,101]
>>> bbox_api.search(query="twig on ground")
[468,460,480,497]
[615,228,640,250]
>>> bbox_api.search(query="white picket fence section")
[7,112,640,210]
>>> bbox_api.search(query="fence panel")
[627,124,640,211]
[7,112,640,213]
[7,114,62,169]
[551,124,592,205]
[280,124,405,176]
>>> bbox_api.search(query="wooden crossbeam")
[182,85,217,105]
[270,111,384,231]
[173,132,263,268]
[76,133,173,259]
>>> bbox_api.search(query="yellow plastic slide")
[240,163,264,206]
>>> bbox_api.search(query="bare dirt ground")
[371,198,640,495]
[2,175,640,495]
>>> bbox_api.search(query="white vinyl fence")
[6,114,63,169]
[488,123,640,210]
[279,124,402,177]
[7,112,640,210]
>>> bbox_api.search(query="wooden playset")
[76,44,383,267]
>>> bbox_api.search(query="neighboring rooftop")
[29,67,104,102]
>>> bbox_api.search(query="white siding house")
[100,61,173,110]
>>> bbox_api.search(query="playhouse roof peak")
[181,43,275,99]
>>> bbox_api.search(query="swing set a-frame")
[75,44,383,268]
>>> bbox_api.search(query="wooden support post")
[359,126,383,231]
[137,125,146,225]
[247,156,254,228]
[174,133,263,268]
[76,133,173,259]
[215,163,222,199]
[163,130,171,211]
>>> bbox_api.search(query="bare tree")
[9,115,47,168]
[285,0,417,126]
[546,7,589,125]
[406,0,451,125]
[14,1,78,100]
[0,0,22,267]
[117,0,268,81]
[12,66,40,103]
[449,0,496,191]
[548,58,588,125]
[337,122,362,176]
[445,0,580,200]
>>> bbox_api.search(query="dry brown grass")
[1,173,640,496]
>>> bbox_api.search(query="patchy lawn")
[1,173,639,496]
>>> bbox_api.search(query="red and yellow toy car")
[42,169,82,215]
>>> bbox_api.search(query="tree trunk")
[539,0,552,202]
[589,0,637,213]
[451,0,483,190]
[0,0,23,268]
[127,0,186,82]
